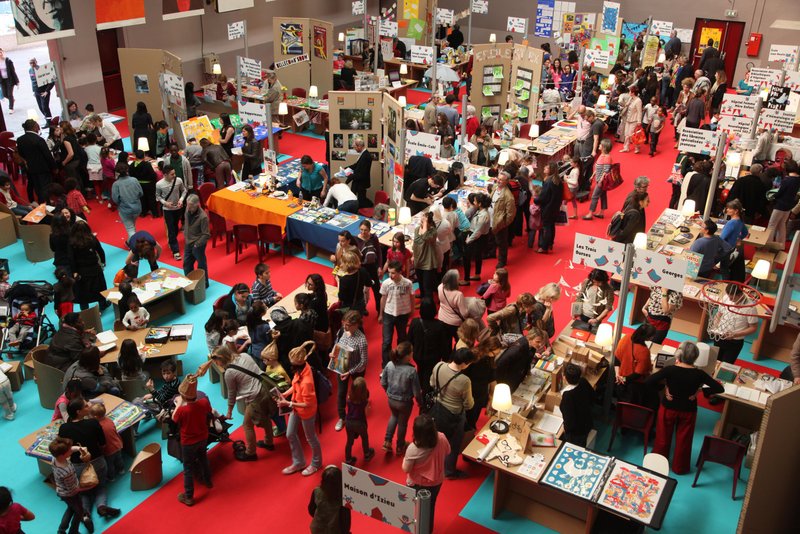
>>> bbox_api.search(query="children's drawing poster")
[280,22,304,55]
[621,21,647,46]
[342,465,418,532]
[598,461,668,525]
[542,444,612,500]
[535,0,555,38]
[403,0,419,19]
[600,2,620,35]
[313,25,328,59]
[590,34,620,63]
[698,27,721,52]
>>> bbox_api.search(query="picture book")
[144,327,171,344]
[597,460,668,524]
[106,401,146,433]
[170,324,194,340]
[541,443,612,500]
[517,453,549,481]
[328,343,353,374]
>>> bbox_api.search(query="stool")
[130,443,163,491]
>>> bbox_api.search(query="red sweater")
[98,416,123,456]
[173,397,211,445]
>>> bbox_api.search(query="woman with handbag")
[584,139,615,220]
[437,269,470,348]
[621,86,643,153]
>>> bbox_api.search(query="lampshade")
[681,199,696,218]
[608,74,616,86]
[726,151,742,166]
[497,150,509,166]
[695,342,710,368]
[338,32,345,42]
[595,323,613,348]
[27,109,39,121]
[491,384,513,413]
[278,102,289,115]
[528,124,540,139]
[397,206,412,225]
[752,259,770,280]
[633,232,648,250]
[489,33,497,43]
[212,62,222,75]
[398,96,407,107]
[137,137,150,153]
[308,85,318,98]
[399,63,408,75]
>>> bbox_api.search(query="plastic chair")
[643,453,670,476]
[19,224,54,263]
[78,305,103,334]
[32,346,65,409]
[233,224,261,263]
[607,402,655,456]
[257,223,287,264]
[120,378,149,402]
[208,211,233,254]
[292,88,307,98]
[358,190,390,218]
[130,443,163,491]
[185,269,207,304]
[197,182,216,209]
[692,435,747,500]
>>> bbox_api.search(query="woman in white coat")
[621,86,643,154]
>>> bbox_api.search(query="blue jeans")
[105,450,124,481]
[589,183,607,213]
[58,494,87,534]
[183,241,208,286]
[385,398,413,445]
[287,412,322,468]
[381,313,409,367]
[181,440,211,499]
[75,456,108,512]
[119,213,138,237]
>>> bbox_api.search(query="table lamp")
[527,123,540,151]
[490,383,512,434]
[595,323,613,349]
[308,85,319,109]
[278,102,288,116]
[489,33,497,43]
[633,232,648,250]
[681,199,696,230]
[137,137,150,153]
[398,95,407,107]
[338,32,345,43]
[398,206,412,228]
[751,259,770,289]
[212,62,222,75]
[399,63,408,76]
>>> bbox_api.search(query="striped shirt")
[53,460,79,497]
[251,278,279,306]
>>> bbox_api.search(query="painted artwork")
[313,26,328,59]
[95,0,145,30]
[542,444,612,500]
[598,461,667,524]
[698,27,722,53]
[12,0,76,44]
[163,0,205,20]
[590,35,620,64]
[621,21,647,46]
[134,74,150,94]
[600,1,619,35]
[387,107,397,143]
[280,23,304,55]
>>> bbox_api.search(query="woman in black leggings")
[462,194,491,282]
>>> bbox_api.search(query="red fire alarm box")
[747,33,762,56]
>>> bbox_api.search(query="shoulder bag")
[422,362,462,414]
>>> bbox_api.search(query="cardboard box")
[0,213,17,248]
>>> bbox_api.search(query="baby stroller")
[1,281,56,357]
[164,391,232,462]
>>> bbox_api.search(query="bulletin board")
[470,43,514,125]
[272,18,334,98]
[328,91,384,201]
[382,94,405,208]
[509,44,544,124]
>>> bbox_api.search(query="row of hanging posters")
[11,0,232,44]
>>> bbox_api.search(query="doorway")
[97,29,125,111]
[690,18,746,82]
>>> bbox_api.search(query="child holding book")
[49,437,94,534]
[90,403,125,482]
[222,319,251,354]
[344,377,374,465]
[122,296,149,331]
[380,341,421,454]
[261,340,290,438]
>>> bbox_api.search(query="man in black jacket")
[560,364,594,446]
[16,119,56,203]
[664,30,682,59]
[129,150,159,217]
[29,58,54,119]
[494,329,546,392]
[727,163,767,223]
[698,39,720,75]
[346,138,372,207]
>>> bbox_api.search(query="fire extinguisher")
[746,33,762,57]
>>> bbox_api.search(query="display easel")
[508,44,544,125]
[470,43,514,126]
[272,17,334,97]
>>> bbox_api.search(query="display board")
[399,0,434,46]
[273,17,334,98]
[328,91,384,201]
[509,44,544,124]
[382,94,405,208]
[470,43,514,126]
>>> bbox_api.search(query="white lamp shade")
[608,74,616,86]
[278,102,289,115]
[212,62,222,75]
[308,85,319,98]
[137,137,150,152]
[338,32,345,42]
[528,124,540,139]
[752,259,770,280]
[726,151,742,166]
[695,342,710,368]
[399,63,408,75]
[491,383,513,412]
[633,232,648,250]
[397,206,412,225]
[497,150,509,166]
[489,33,497,43]
[595,323,614,348]
[681,199,696,218]
[398,96,407,107]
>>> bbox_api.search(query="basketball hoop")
[699,280,764,342]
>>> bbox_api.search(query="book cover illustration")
[597,460,667,524]
[328,343,352,374]
[542,444,611,500]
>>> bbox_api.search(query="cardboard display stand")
[382,94,405,209]
[509,44,545,125]
[272,17,334,98]
[328,91,384,202]
[398,0,435,46]
[470,43,514,125]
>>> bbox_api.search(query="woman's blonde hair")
[211,345,235,367]
[344,59,354,69]
[536,282,561,301]
[339,250,361,273]
[457,319,481,346]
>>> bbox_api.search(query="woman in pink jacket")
[437,269,470,349]
[402,414,450,534]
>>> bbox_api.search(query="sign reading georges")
[342,465,418,533]
[572,233,625,274]
[632,250,690,292]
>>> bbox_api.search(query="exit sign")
[725,9,738,17]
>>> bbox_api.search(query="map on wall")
[280,22,304,55]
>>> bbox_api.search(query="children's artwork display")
[12,0,76,44]
[280,23,304,55]
[482,66,504,95]
[541,443,612,500]
[600,2,620,35]
[313,25,328,59]
[596,460,675,527]
[106,401,146,433]
[163,0,205,21]
[96,0,146,30]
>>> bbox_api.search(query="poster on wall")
[766,86,791,110]
[600,2,620,35]
[405,130,441,158]
[280,23,304,55]
[96,0,145,30]
[650,20,673,38]
[228,21,245,40]
[342,465,418,533]
[535,0,554,38]
[313,26,328,59]
[12,0,76,44]
[403,0,419,20]
[590,35,620,63]
[768,44,799,66]
[472,0,489,15]
[698,27,721,52]
[410,45,434,65]
[216,0,254,13]
[621,21,647,46]
[407,19,426,40]
[675,28,693,43]
[134,75,150,94]
[507,17,527,34]
[163,0,205,20]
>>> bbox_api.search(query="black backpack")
[607,208,636,240]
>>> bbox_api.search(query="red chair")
[358,190,390,219]
[213,295,227,311]
[208,211,233,254]
[692,435,747,500]
[233,224,261,263]
[291,88,307,98]
[197,182,216,210]
[607,402,655,456]
[321,93,328,100]
[518,122,532,139]
[257,223,287,264]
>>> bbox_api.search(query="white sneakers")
[282,464,320,477]
[335,419,344,431]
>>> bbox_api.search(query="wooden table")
[266,283,338,319]
[96,328,189,365]
[710,361,775,439]
[101,268,189,322]
[19,394,139,478]
[384,58,469,83]
[286,98,330,133]
[386,79,419,99]
[207,187,302,231]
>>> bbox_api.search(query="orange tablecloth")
[207,188,302,230]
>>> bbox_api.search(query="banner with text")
[507,17,527,34]
[768,44,799,66]
[472,0,489,15]
[758,108,795,133]
[238,101,267,124]
[410,45,434,65]
[238,57,261,80]
[405,130,441,159]
[34,62,57,86]
[748,68,783,90]
[436,8,454,26]
[228,21,245,40]
[352,0,365,16]
[573,234,625,274]
[275,54,309,69]
[342,465,418,533]
[650,20,673,37]
[632,249,690,292]
[677,127,719,156]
